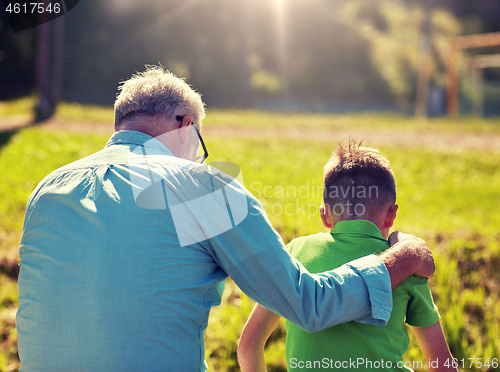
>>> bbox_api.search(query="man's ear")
[383,204,398,229]
[320,205,333,229]
[178,115,192,145]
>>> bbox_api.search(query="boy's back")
[238,139,457,372]
[285,220,439,371]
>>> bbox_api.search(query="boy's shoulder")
[286,233,335,263]
[286,232,333,250]
[286,223,389,272]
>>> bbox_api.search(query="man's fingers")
[389,231,435,279]
[414,245,435,279]
[388,231,401,246]
[389,231,418,246]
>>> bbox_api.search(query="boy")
[238,139,456,372]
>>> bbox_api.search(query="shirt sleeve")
[203,180,393,332]
[405,276,441,327]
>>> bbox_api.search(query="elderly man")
[17,65,433,371]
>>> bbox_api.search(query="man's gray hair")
[114,65,205,129]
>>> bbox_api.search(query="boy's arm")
[238,304,282,372]
[413,321,458,372]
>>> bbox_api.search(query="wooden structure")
[447,32,500,118]
[471,54,500,116]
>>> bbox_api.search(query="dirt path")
[3,117,500,153]
[0,116,33,132]
[204,126,500,153]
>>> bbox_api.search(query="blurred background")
[1,0,500,118]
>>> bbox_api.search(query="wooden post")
[35,0,63,122]
[415,9,432,118]
[471,64,483,117]
[446,44,459,118]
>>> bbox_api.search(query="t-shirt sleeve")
[405,276,441,327]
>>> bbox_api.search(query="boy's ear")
[320,205,333,229]
[383,204,398,229]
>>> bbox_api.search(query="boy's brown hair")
[323,138,396,220]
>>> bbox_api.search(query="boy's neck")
[320,203,397,240]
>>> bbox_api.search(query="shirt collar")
[105,130,174,156]
[331,220,387,242]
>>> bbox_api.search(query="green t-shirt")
[285,220,440,371]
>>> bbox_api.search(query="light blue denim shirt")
[17,130,392,371]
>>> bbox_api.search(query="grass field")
[0,100,499,371]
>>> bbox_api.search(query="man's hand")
[381,231,435,288]
[388,231,435,279]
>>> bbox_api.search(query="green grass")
[3,97,500,134]
[0,108,499,371]
[0,97,35,121]
[55,102,115,123]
